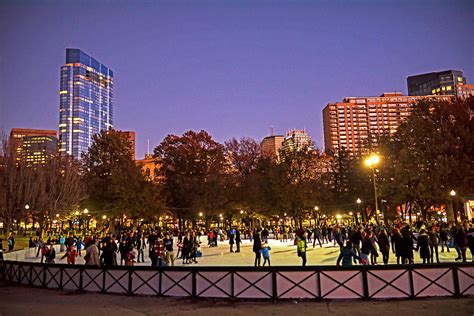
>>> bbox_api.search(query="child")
[61,245,78,265]
[261,242,271,266]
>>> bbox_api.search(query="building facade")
[260,135,284,160]
[117,130,136,160]
[59,48,114,159]
[9,128,58,166]
[407,70,466,97]
[281,129,312,155]
[322,92,452,154]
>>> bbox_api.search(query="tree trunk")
[446,200,455,223]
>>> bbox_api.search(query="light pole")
[364,154,381,220]
[450,189,457,223]
[356,198,362,223]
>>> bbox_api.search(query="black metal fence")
[1,260,472,300]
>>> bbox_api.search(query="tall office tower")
[407,70,466,97]
[322,92,453,155]
[281,129,312,155]
[59,48,114,159]
[260,135,285,161]
[117,130,136,160]
[10,128,58,166]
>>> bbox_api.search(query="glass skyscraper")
[59,48,114,158]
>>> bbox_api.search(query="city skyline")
[1,1,473,158]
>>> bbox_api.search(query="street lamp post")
[356,198,362,224]
[450,190,457,223]
[364,154,381,221]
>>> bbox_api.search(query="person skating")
[337,241,361,267]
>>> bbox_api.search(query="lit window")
[446,86,452,91]
[59,90,68,94]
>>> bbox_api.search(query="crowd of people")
[2,218,473,268]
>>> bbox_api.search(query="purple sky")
[1,0,473,158]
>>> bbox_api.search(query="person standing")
[428,225,440,263]
[7,234,15,251]
[261,242,271,266]
[100,240,115,267]
[312,226,322,248]
[163,233,175,266]
[467,223,474,262]
[296,230,308,266]
[235,228,241,253]
[84,239,100,267]
[229,228,235,253]
[454,225,468,262]
[44,245,56,264]
[377,228,390,265]
[440,225,450,253]
[253,230,262,267]
[416,228,431,264]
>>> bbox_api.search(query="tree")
[154,130,227,228]
[82,129,154,223]
[0,135,37,237]
[30,155,84,238]
[379,97,474,222]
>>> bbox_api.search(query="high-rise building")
[322,92,453,154]
[117,130,136,160]
[407,70,466,97]
[260,135,284,160]
[59,48,114,159]
[281,129,312,154]
[9,128,58,165]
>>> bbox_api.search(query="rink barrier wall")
[0,260,472,300]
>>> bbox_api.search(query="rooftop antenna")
[147,139,150,156]
[270,126,274,136]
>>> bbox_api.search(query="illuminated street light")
[364,154,381,168]
[83,208,89,214]
[55,213,60,218]
[25,204,30,210]
[199,212,203,217]
[336,214,342,219]
[314,206,319,211]
[349,212,353,216]
[240,210,244,214]
[450,190,456,197]
[75,211,80,216]
[102,215,107,220]
[357,198,361,204]
[364,154,381,219]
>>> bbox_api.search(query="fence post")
[128,268,133,295]
[102,268,106,293]
[272,270,277,300]
[42,265,47,288]
[362,267,369,299]
[79,266,84,291]
[192,270,197,298]
[158,270,162,296]
[452,266,460,297]
[59,267,64,290]
[230,271,235,299]
[408,266,415,299]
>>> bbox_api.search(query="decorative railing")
[1,260,472,300]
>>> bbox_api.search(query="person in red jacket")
[62,245,78,265]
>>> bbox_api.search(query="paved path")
[0,281,472,316]
[24,238,463,267]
